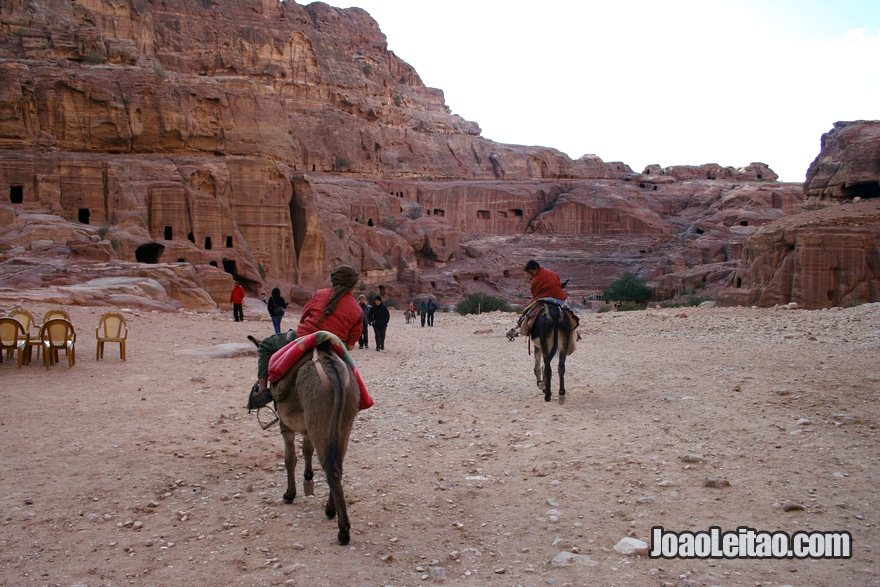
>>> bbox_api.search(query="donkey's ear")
[247,335,261,347]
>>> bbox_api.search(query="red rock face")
[718,121,880,309]
[0,0,815,308]
[718,201,880,309]
[804,121,880,206]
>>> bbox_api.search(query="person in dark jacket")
[426,297,436,327]
[417,299,428,327]
[369,296,390,351]
[358,294,371,349]
[266,287,288,334]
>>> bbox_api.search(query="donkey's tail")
[318,352,354,475]
[544,305,562,361]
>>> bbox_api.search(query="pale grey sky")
[342,0,880,182]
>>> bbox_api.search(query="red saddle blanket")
[268,331,374,410]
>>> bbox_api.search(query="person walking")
[250,265,363,409]
[426,297,436,327]
[230,281,245,322]
[357,294,371,349]
[370,295,390,351]
[417,299,427,327]
[266,287,288,334]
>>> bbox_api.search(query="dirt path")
[1,303,878,586]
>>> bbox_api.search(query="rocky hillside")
[718,121,880,309]
[0,0,824,310]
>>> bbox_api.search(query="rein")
[311,346,351,390]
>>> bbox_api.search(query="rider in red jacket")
[525,260,567,302]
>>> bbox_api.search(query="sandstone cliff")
[0,0,808,310]
[718,120,880,309]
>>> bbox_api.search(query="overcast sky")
[340,0,880,182]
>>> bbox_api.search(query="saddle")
[514,298,581,354]
[268,331,374,410]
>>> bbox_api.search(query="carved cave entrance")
[9,185,23,204]
[289,179,309,260]
[841,182,880,200]
[78,208,90,224]
[135,242,165,263]
[223,259,237,275]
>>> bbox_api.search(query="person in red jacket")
[230,281,246,322]
[250,265,363,409]
[525,260,567,303]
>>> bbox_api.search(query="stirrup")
[257,406,279,430]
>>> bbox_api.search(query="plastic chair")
[0,318,28,368]
[41,318,76,368]
[8,310,37,362]
[96,312,128,361]
[43,308,72,323]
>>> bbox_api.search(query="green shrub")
[617,301,645,312]
[404,205,423,220]
[455,293,512,315]
[658,295,710,308]
[603,271,650,303]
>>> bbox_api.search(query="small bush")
[455,293,512,315]
[617,301,645,312]
[658,295,710,308]
[404,205,423,220]
[603,271,650,303]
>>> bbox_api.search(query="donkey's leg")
[280,422,298,503]
[302,434,315,496]
[542,349,553,402]
[325,461,351,545]
[533,344,544,390]
[558,348,567,397]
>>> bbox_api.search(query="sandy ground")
[1,301,879,587]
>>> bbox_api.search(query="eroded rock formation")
[0,0,810,310]
[719,121,880,309]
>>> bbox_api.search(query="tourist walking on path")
[230,281,245,322]
[370,296,390,351]
[267,287,288,334]
[418,299,428,327]
[427,297,436,327]
[358,294,371,349]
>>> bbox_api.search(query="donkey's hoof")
[537,380,545,390]
[325,504,337,520]
[282,492,295,504]
[303,479,315,496]
[544,392,551,402]
[337,529,350,545]
[558,395,566,405]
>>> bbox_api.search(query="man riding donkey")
[512,259,580,349]
[249,265,367,413]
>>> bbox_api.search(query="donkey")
[404,309,414,324]
[248,336,360,545]
[530,304,577,403]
